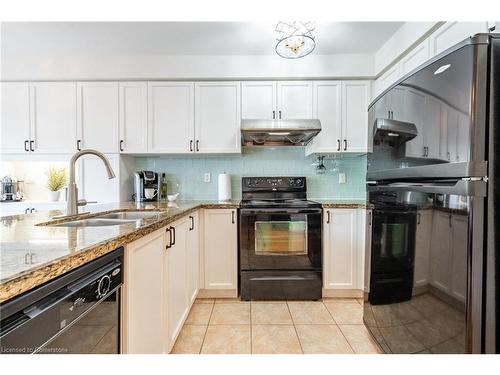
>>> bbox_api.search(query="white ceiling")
[1,22,404,57]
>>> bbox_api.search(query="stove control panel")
[243,177,305,190]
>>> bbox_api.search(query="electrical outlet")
[204,173,211,183]
[339,173,346,184]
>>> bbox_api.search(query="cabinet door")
[1,82,31,154]
[30,82,77,153]
[430,22,489,55]
[148,82,194,153]
[451,215,468,303]
[119,82,148,153]
[404,88,426,158]
[167,218,190,351]
[414,210,433,289]
[341,81,370,153]
[77,82,119,153]
[241,81,276,119]
[323,209,359,289]
[389,87,406,121]
[123,229,166,354]
[305,81,342,155]
[203,209,238,290]
[456,113,470,162]
[187,211,200,305]
[195,82,241,153]
[401,39,431,75]
[277,81,313,119]
[445,106,459,162]
[374,64,401,97]
[76,153,120,203]
[430,212,452,294]
[424,95,443,159]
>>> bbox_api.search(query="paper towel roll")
[218,173,232,201]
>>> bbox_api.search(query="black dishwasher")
[0,248,123,354]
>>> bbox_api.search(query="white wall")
[1,53,375,81]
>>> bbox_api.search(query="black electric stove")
[239,177,322,300]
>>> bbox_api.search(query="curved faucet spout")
[67,149,116,216]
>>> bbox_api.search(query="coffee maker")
[1,176,24,202]
[133,171,159,202]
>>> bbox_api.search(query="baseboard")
[197,289,238,299]
[322,289,363,298]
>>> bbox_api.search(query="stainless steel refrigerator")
[364,33,499,354]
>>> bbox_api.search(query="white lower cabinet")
[187,211,200,305]
[202,208,238,293]
[413,210,433,290]
[430,210,468,303]
[123,228,167,354]
[323,208,365,295]
[166,216,191,352]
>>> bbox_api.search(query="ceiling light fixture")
[275,21,316,59]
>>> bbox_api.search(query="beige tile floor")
[171,297,383,354]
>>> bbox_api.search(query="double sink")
[49,210,164,227]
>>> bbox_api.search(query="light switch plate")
[204,173,211,183]
[339,173,346,184]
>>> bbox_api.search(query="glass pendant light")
[275,21,316,59]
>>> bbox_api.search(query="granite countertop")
[0,198,369,303]
[314,199,370,209]
[0,200,239,303]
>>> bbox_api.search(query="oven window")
[380,223,409,258]
[255,221,307,255]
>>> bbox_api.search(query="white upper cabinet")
[119,82,148,153]
[148,82,195,154]
[30,82,77,154]
[277,81,313,119]
[400,38,431,76]
[403,88,426,158]
[341,81,370,153]
[374,64,402,98]
[1,82,31,153]
[430,22,489,55]
[305,81,342,155]
[241,81,277,119]
[77,82,119,153]
[424,95,444,159]
[194,82,241,153]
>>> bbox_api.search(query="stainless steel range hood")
[241,119,321,146]
[372,118,418,147]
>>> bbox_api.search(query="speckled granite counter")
[315,200,370,209]
[0,200,239,303]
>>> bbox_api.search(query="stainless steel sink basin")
[51,218,137,227]
[95,210,164,221]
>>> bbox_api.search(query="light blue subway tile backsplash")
[135,147,367,200]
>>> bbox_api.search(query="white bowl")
[167,193,179,202]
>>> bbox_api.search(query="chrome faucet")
[66,149,116,216]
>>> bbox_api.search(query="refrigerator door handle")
[368,179,487,197]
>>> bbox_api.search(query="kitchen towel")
[218,173,231,201]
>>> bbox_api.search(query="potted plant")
[46,167,68,202]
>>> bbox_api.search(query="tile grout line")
[322,300,356,354]
[286,301,304,354]
[199,300,215,354]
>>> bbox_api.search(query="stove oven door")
[239,208,322,271]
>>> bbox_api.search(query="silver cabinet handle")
[196,140,200,152]
[189,140,193,152]
[120,140,124,152]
